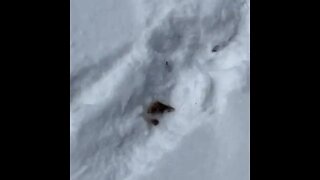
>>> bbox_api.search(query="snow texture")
[70,0,250,180]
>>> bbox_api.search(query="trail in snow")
[70,0,249,180]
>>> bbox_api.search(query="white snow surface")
[70,0,250,180]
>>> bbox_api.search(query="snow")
[70,0,250,180]
[138,90,249,180]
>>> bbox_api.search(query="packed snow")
[70,0,250,180]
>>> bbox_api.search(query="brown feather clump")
[147,101,175,114]
[146,101,175,126]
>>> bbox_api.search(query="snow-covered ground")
[70,0,250,180]
[138,89,249,180]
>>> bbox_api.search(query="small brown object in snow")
[147,101,175,114]
[150,119,159,126]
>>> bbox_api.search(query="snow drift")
[70,0,249,179]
